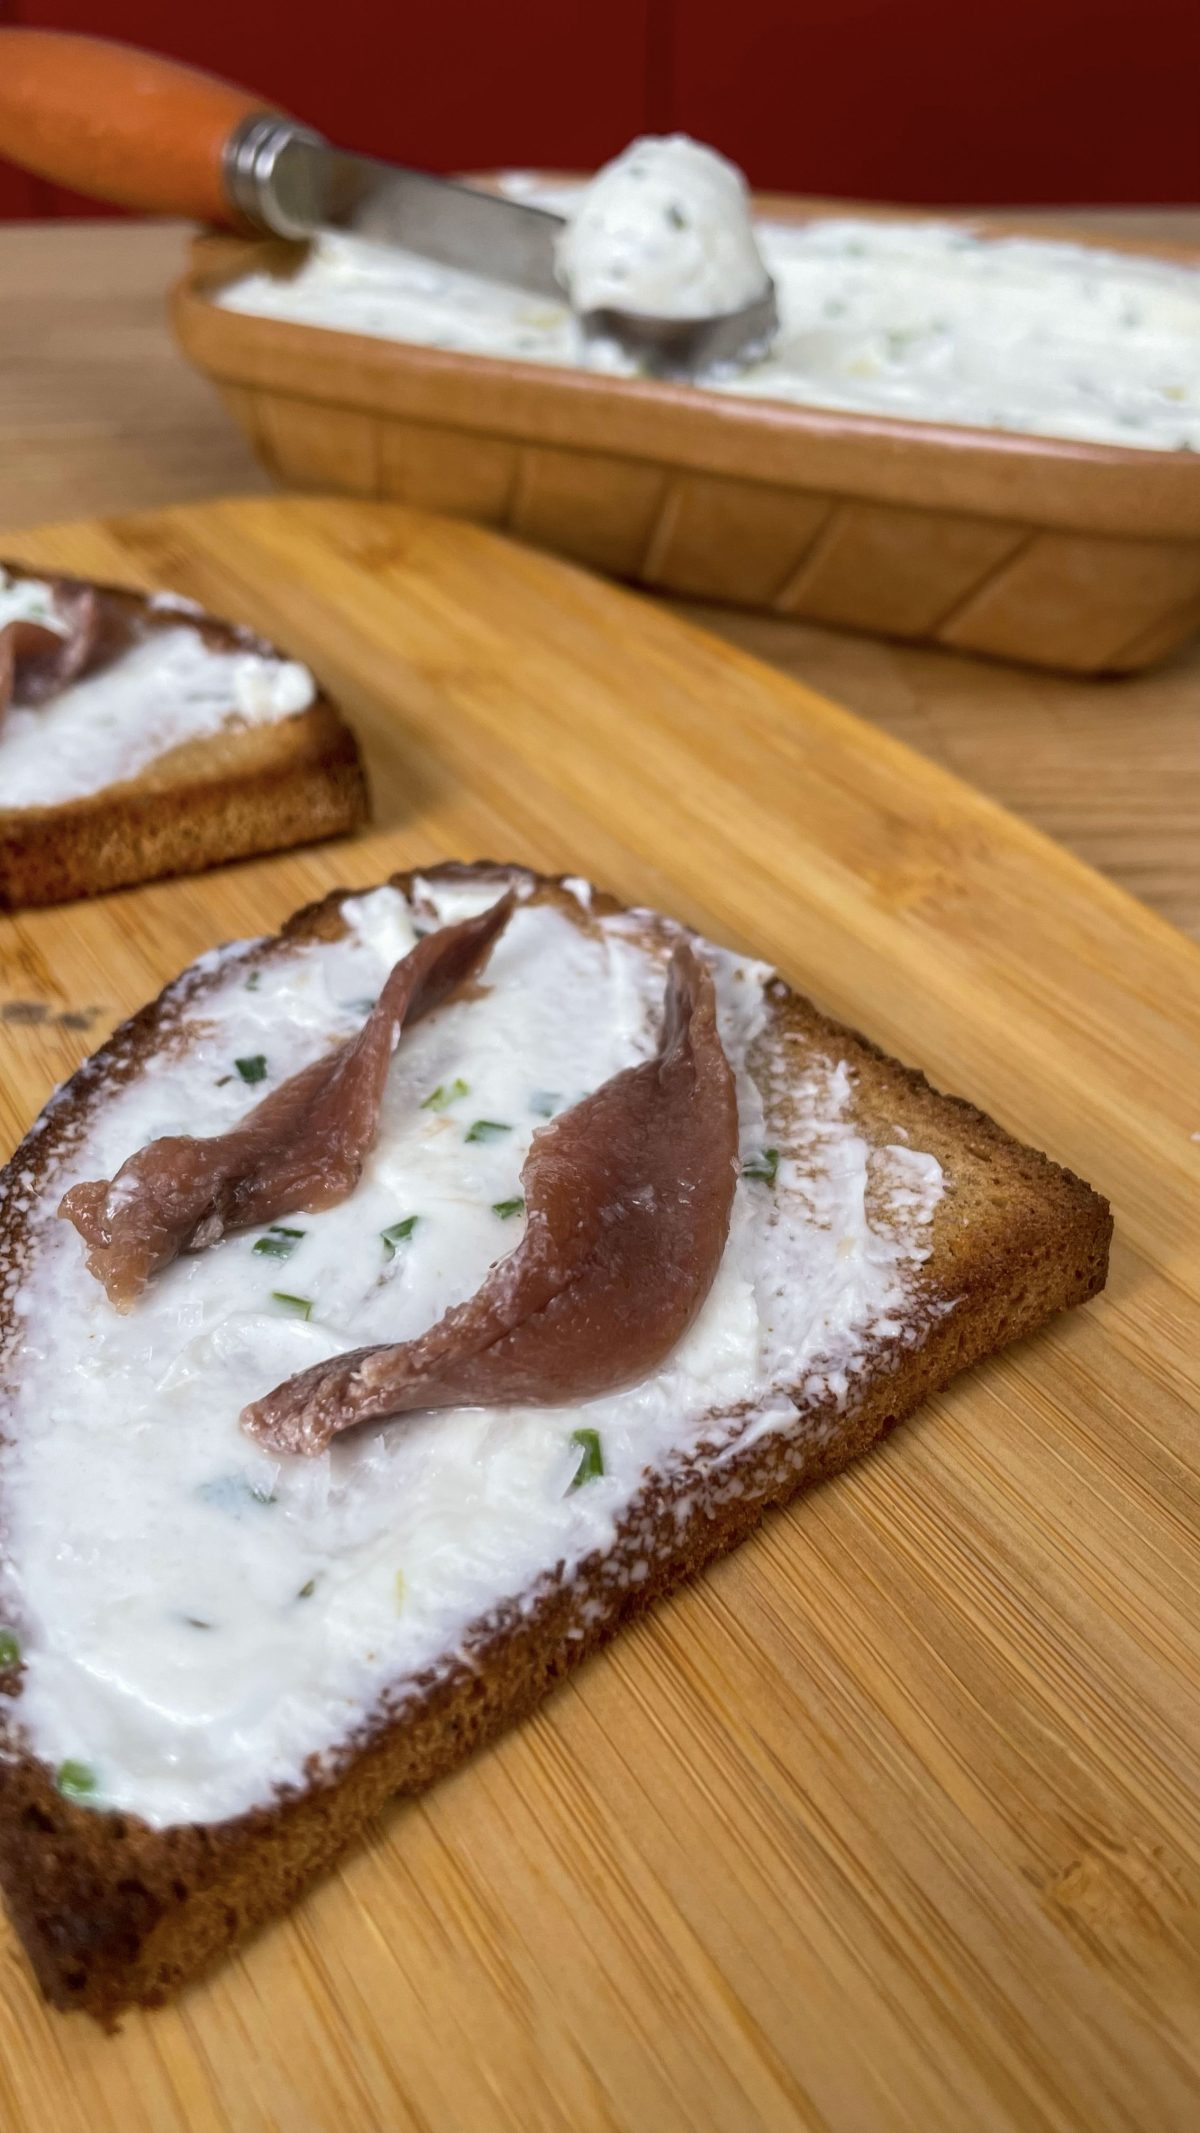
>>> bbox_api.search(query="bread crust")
[0,568,367,909]
[0,863,1111,2022]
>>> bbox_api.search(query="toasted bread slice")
[0,566,367,909]
[0,863,1110,2021]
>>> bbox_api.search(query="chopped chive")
[271,1290,312,1320]
[492,1197,524,1219]
[197,1474,276,1512]
[297,1577,318,1601]
[253,1225,305,1259]
[244,970,261,992]
[466,1119,511,1143]
[742,1149,779,1186]
[381,1215,419,1258]
[569,1427,604,1488]
[56,1760,97,1802]
[422,1077,468,1112]
[0,1628,19,1669]
[665,202,687,229]
[235,1054,268,1085]
[530,1090,560,1117]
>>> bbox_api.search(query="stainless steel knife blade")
[225,118,566,299]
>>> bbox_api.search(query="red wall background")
[2,1,1199,220]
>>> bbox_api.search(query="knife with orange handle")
[0,28,565,289]
[0,29,781,372]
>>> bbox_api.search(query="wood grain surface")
[1,217,1199,939]
[1,495,1198,2133]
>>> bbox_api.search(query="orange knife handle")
[0,30,281,224]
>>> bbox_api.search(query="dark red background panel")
[667,0,1200,204]
[1,1,1197,216]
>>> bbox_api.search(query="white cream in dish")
[0,875,942,1828]
[0,574,316,812]
[555,135,769,319]
[219,162,1200,451]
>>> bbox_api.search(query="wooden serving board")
[1,497,1198,2133]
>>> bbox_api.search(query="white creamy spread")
[0,877,944,1827]
[219,168,1200,451]
[555,135,768,319]
[0,571,69,638]
[0,575,316,811]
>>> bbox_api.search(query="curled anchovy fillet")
[60,894,515,1308]
[0,582,104,728]
[244,942,738,1457]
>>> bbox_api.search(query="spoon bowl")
[581,281,780,380]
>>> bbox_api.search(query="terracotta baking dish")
[171,193,1200,674]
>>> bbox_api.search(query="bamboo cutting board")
[1,496,1198,2133]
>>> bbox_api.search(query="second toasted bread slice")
[0,565,367,908]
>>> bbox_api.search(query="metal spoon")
[227,116,779,379]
